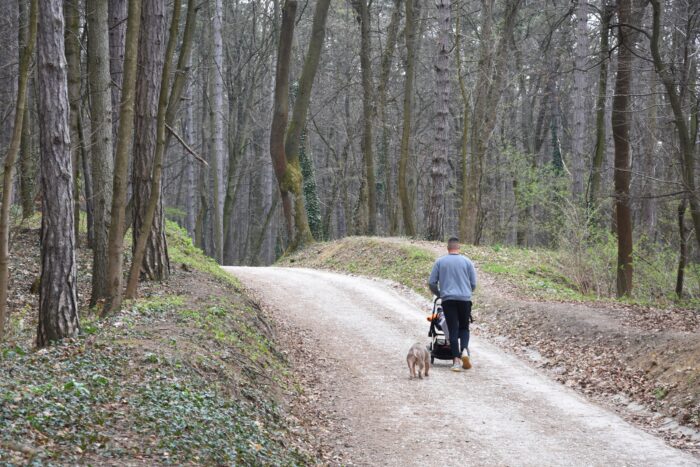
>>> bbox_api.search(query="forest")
[0,0,699,347]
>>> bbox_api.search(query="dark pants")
[442,300,471,358]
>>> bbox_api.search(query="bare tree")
[36,0,80,346]
[426,0,451,241]
[132,0,169,280]
[87,0,115,305]
[104,0,143,314]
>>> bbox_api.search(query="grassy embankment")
[279,236,700,308]
[0,219,311,465]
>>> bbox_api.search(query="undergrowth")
[0,219,309,465]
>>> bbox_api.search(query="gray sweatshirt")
[428,253,477,301]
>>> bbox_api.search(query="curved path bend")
[226,266,698,467]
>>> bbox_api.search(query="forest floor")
[276,237,700,458]
[229,265,698,465]
[0,219,328,465]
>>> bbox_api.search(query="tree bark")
[426,0,451,241]
[64,0,81,248]
[398,0,418,237]
[209,0,224,263]
[109,0,127,144]
[132,0,169,281]
[612,0,636,297]
[125,0,181,299]
[284,0,330,249]
[103,0,142,314]
[36,0,80,346]
[270,0,297,243]
[87,0,115,305]
[0,0,37,339]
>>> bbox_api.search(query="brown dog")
[406,342,430,379]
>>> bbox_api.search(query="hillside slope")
[0,221,319,465]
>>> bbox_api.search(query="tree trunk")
[19,71,35,220]
[270,0,296,243]
[352,0,376,235]
[456,12,471,243]
[271,0,329,250]
[103,0,142,314]
[675,199,688,299]
[398,0,418,237]
[376,0,401,236]
[588,1,612,210]
[87,0,115,305]
[0,0,37,339]
[36,0,80,346]
[209,0,224,263]
[570,0,588,200]
[64,0,81,248]
[426,0,451,241]
[109,0,127,144]
[612,0,635,297]
[284,0,330,249]
[125,0,181,299]
[132,0,169,281]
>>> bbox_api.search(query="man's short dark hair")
[448,237,459,244]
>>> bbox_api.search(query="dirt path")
[226,266,698,466]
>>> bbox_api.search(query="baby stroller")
[427,298,453,364]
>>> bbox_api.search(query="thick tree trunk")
[209,0,224,263]
[398,0,418,237]
[132,0,169,281]
[87,0,115,305]
[104,0,142,314]
[125,0,181,299]
[588,2,612,210]
[270,0,296,243]
[36,0,80,346]
[109,0,127,144]
[426,0,451,241]
[612,0,635,297]
[0,0,36,339]
[284,0,330,249]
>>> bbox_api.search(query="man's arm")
[467,259,477,291]
[428,261,440,297]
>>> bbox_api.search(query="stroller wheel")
[430,357,435,364]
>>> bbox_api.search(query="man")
[428,237,477,372]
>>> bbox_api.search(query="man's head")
[447,237,460,253]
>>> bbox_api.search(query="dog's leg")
[424,355,430,377]
[407,358,414,379]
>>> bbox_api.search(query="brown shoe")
[461,350,472,370]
